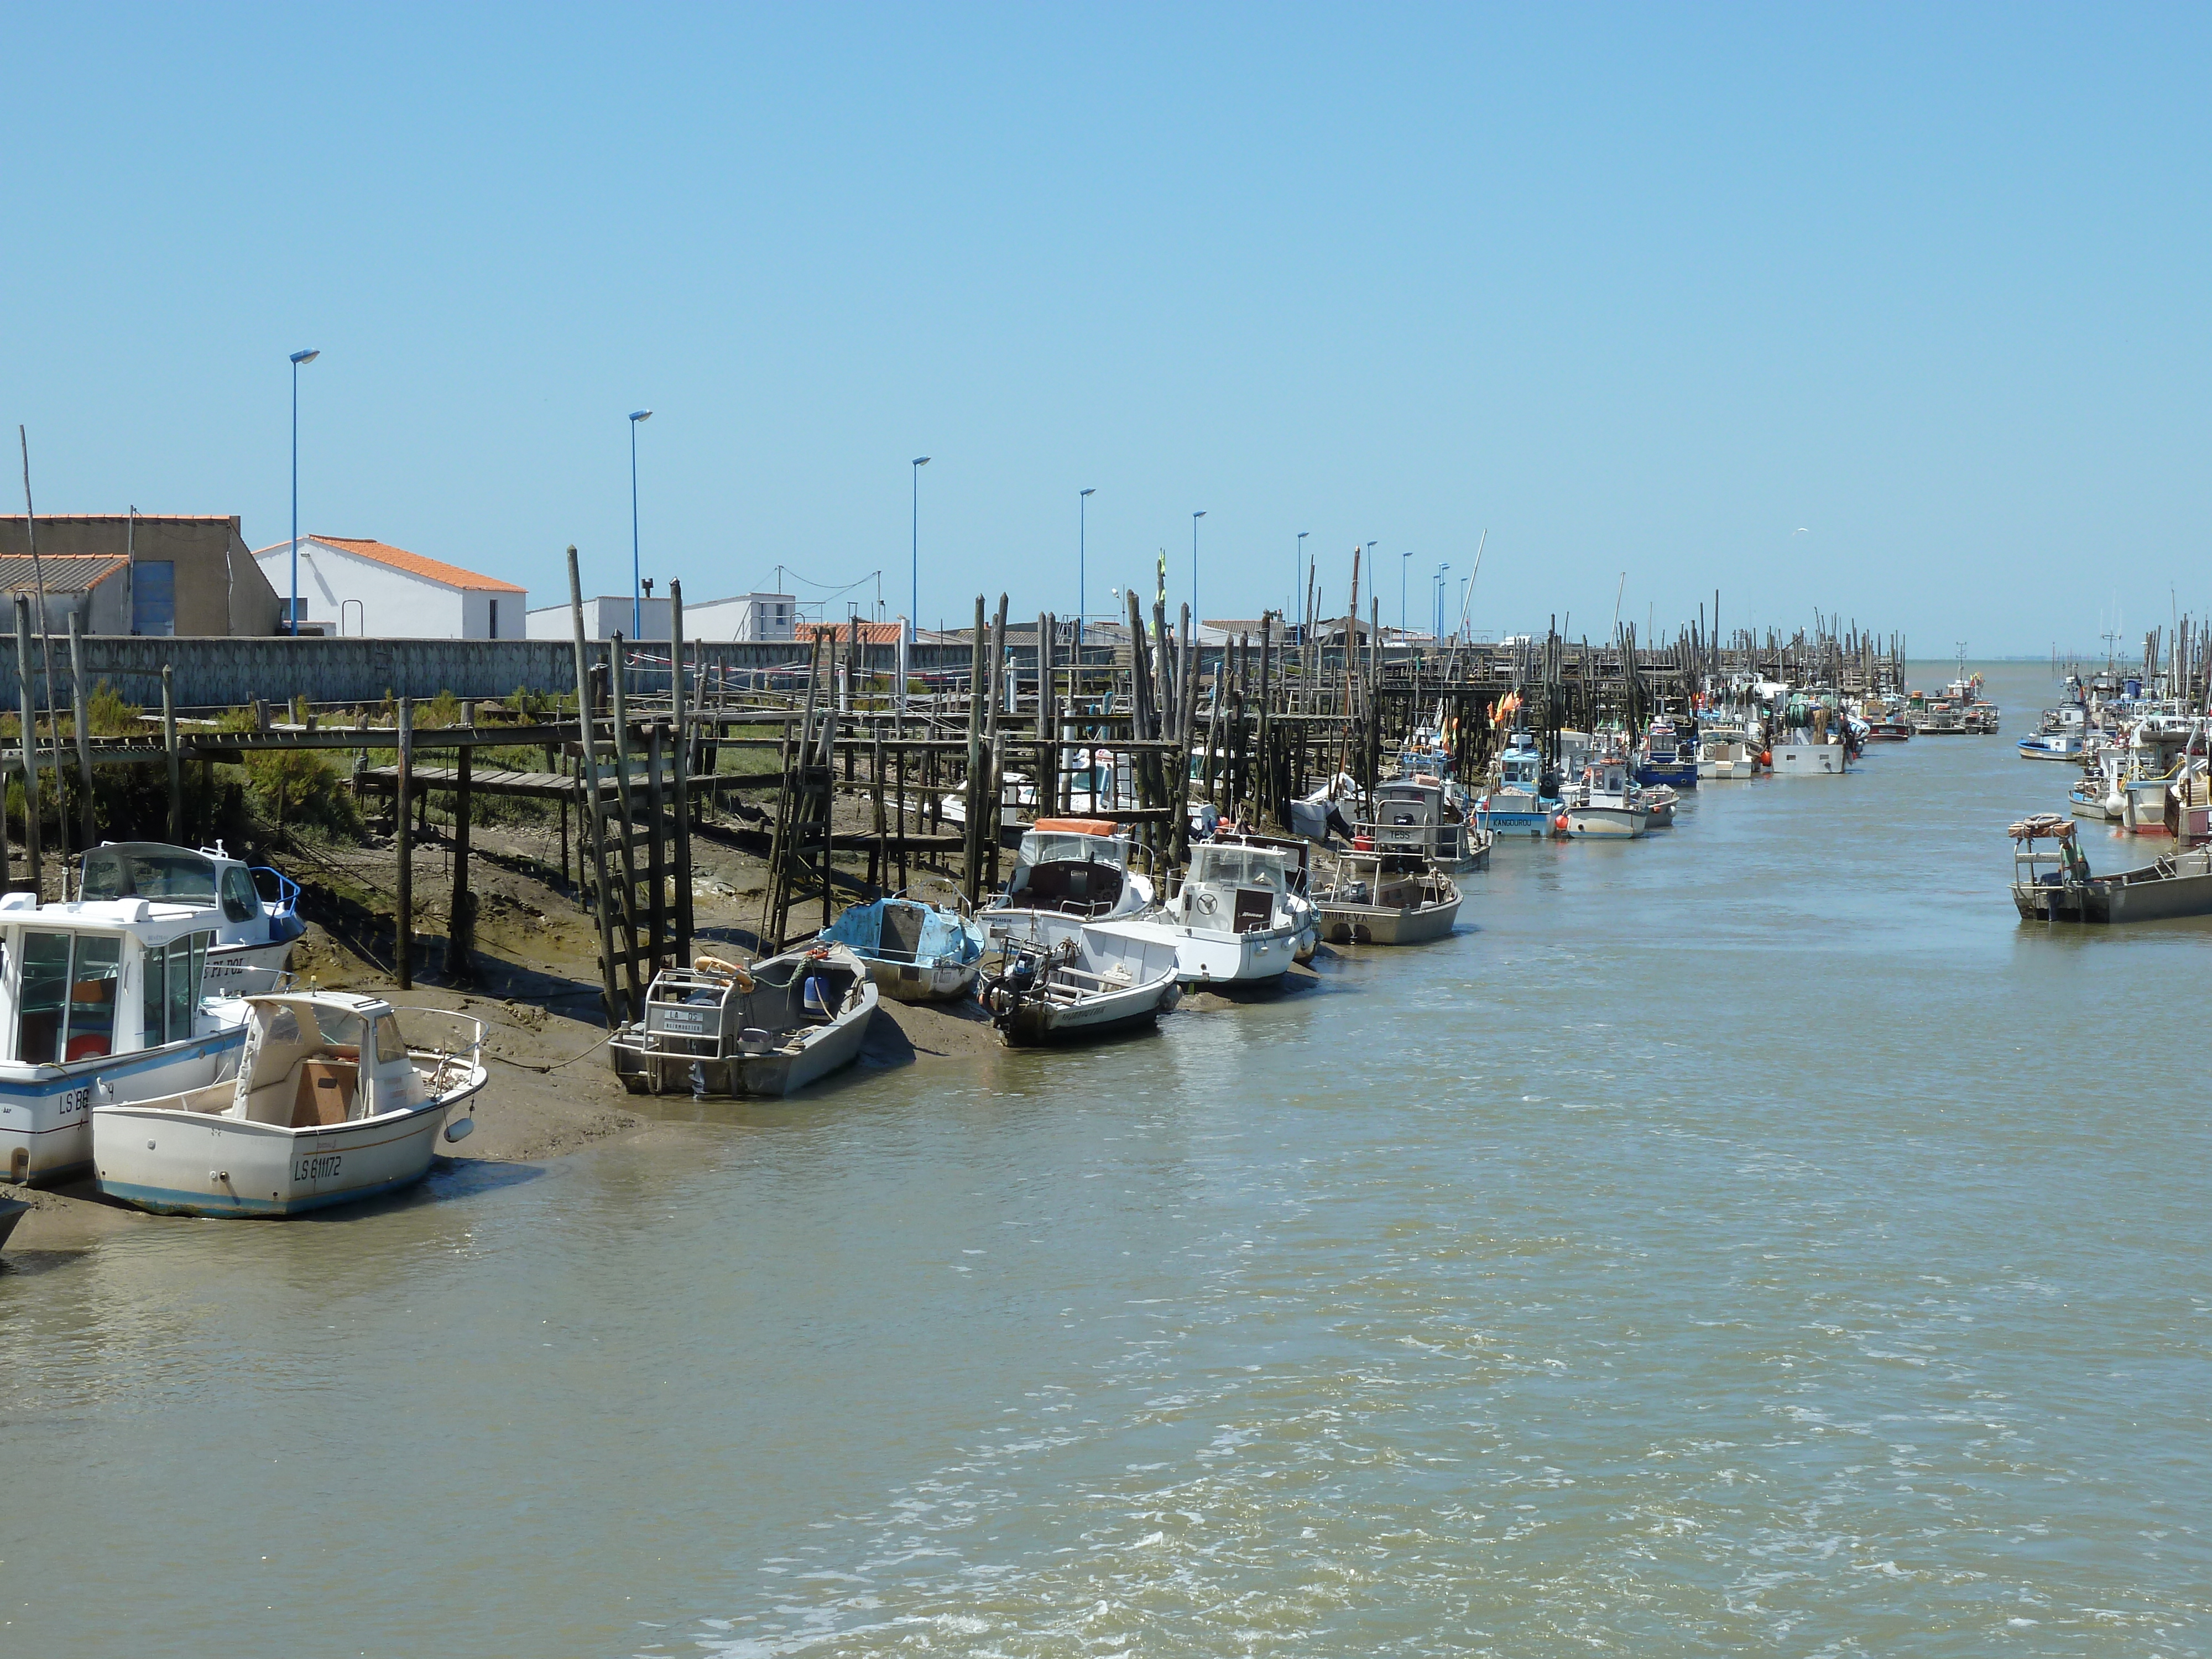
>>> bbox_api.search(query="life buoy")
[693,953,758,992]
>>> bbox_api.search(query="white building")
[250,535,526,638]
[526,591,797,642]
[686,592,796,641]
[526,594,673,640]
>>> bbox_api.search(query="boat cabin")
[1495,735,1550,796]
[1178,841,1298,933]
[78,841,301,952]
[0,895,222,1068]
[225,996,419,1127]
[1002,819,1135,917]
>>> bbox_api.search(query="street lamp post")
[1079,488,1095,654]
[910,457,931,643]
[287,348,319,635]
[1434,562,1451,644]
[628,410,653,637]
[1191,511,1206,620]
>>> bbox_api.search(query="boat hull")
[92,1087,475,1217]
[1317,894,1461,945]
[1559,806,1647,839]
[860,957,981,1004]
[202,937,295,997]
[1001,977,1177,1045]
[1771,742,1847,774]
[2015,863,2212,924]
[0,1025,249,1186]
[1088,917,1299,986]
[1480,806,1557,838]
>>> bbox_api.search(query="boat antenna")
[18,426,61,894]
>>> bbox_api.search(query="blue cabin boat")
[1478,732,1562,837]
[820,894,987,1004]
[1635,716,1700,789]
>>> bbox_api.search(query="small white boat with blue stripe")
[91,994,485,1217]
[0,893,252,1185]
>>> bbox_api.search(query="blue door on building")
[132,561,176,635]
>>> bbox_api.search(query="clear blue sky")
[4,5,2206,654]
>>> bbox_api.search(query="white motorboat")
[0,894,253,1185]
[1697,731,1760,779]
[977,912,1181,1045]
[1312,850,1462,945]
[2018,733,2085,762]
[90,994,485,1217]
[609,943,879,1098]
[1557,754,1652,839]
[1091,839,1314,987]
[979,818,1157,927]
[77,841,305,995]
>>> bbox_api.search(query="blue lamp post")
[628,409,653,637]
[287,348,319,635]
[910,457,931,643]
[1078,488,1095,653]
[1191,510,1205,618]
[1434,562,1451,643]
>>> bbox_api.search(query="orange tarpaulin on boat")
[1032,817,1121,837]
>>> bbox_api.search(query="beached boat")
[1475,733,1560,836]
[977,914,1181,1045]
[0,894,253,1185]
[77,841,305,995]
[1090,839,1314,987]
[608,943,879,1098]
[1311,850,1461,945]
[2010,814,2212,923]
[90,994,485,1217]
[820,893,985,1003]
[979,818,1156,927]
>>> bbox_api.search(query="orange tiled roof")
[796,620,906,644]
[258,535,526,593]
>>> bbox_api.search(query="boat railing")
[252,867,302,919]
[390,1006,486,1088]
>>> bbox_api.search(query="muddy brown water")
[3,662,2208,1656]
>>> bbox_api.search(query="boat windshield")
[80,846,220,908]
[1191,847,1286,891]
[1018,832,1126,870]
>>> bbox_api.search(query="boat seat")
[289,1058,359,1127]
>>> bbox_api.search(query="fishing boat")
[1089,839,1314,987]
[1865,715,1913,742]
[77,841,305,995]
[90,994,485,1217]
[1770,726,1850,774]
[1697,728,1761,777]
[1635,714,1700,789]
[608,943,879,1098]
[2010,814,2212,923]
[980,818,1156,926]
[1362,779,1489,867]
[976,914,1181,1045]
[1475,733,1560,836]
[1640,782,1681,827]
[1556,752,1652,838]
[2017,732,2085,762]
[0,894,253,1185]
[1311,850,1462,945]
[820,893,985,1003]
